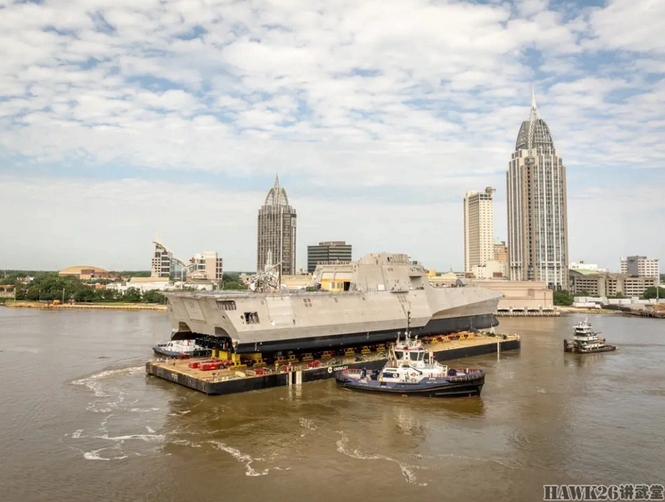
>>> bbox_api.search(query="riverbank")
[557,306,617,314]
[2,300,167,311]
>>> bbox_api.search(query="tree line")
[4,272,166,304]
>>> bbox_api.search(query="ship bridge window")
[243,312,260,324]
[218,300,236,311]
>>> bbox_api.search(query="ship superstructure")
[164,253,502,355]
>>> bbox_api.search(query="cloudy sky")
[1,0,663,273]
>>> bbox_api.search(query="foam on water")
[71,366,144,397]
[209,441,270,477]
[336,431,427,486]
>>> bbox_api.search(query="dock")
[146,333,521,395]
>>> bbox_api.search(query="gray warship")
[164,252,502,355]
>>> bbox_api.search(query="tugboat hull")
[563,340,617,354]
[335,370,485,397]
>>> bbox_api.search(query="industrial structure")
[257,175,297,277]
[507,90,569,290]
[307,241,352,273]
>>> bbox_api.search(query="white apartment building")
[620,256,659,278]
[464,187,495,273]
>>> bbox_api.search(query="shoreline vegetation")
[2,300,167,311]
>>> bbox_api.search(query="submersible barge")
[147,252,518,395]
[146,332,520,395]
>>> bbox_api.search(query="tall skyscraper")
[257,175,297,276]
[507,91,569,289]
[307,241,352,273]
[464,187,495,273]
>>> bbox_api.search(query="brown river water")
[0,307,664,502]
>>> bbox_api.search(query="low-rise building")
[59,265,115,281]
[569,269,658,297]
[187,251,223,282]
[107,277,171,294]
[470,259,508,279]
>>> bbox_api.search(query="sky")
[0,0,664,273]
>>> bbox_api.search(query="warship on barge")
[163,252,503,359]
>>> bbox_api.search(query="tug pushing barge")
[147,252,519,395]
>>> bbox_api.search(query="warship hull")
[205,313,498,354]
[164,253,503,355]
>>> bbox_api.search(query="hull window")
[244,312,260,324]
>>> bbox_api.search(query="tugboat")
[152,339,210,358]
[334,312,485,397]
[564,318,617,353]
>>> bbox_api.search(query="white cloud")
[0,0,663,271]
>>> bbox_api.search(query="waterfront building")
[307,241,352,273]
[620,256,659,278]
[257,175,297,276]
[464,187,496,273]
[187,251,224,283]
[59,265,114,281]
[569,269,657,297]
[507,91,569,289]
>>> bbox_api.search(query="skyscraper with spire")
[257,174,297,276]
[507,90,569,290]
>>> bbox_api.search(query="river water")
[0,308,663,502]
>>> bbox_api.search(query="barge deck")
[146,333,521,396]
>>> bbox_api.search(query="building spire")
[527,84,539,157]
[274,172,280,189]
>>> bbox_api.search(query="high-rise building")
[151,240,187,280]
[307,241,352,273]
[507,91,569,289]
[464,187,495,273]
[257,175,297,276]
[620,256,659,278]
[188,251,224,282]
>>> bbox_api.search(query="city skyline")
[0,0,663,274]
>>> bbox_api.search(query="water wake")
[336,431,427,486]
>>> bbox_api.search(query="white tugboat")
[335,312,485,397]
[152,339,210,358]
[564,318,617,353]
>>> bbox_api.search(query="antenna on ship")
[407,310,411,339]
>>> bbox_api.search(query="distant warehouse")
[307,241,352,273]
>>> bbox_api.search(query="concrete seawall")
[3,301,167,312]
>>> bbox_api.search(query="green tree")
[122,287,142,303]
[142,289,166,304]
[553,290,574,306]
[642,286,665,300]
[222,281,247,290]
